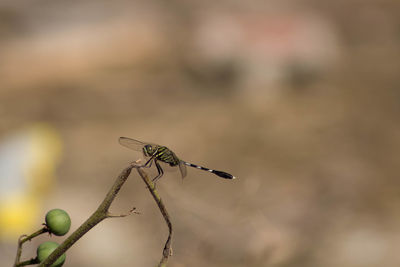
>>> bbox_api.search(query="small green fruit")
[37,241,66,267]
[45,209,71,236]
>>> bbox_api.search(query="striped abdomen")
[183,161,235,179]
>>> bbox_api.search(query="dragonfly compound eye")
[144,144,153,154]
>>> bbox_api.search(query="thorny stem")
[14,163,173,267]
[14,227,48,266]
[38,165,135,267]
[15,257,39,267]
[136,168,173,267]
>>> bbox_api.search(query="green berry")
[45,209,71,236]
[37,241,66,267]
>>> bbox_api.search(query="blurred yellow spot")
[0,194,41,240]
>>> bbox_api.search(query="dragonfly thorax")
[143,145,180,167]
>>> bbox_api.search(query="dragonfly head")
[143,144,155,156]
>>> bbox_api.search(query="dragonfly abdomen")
[183,161,235,179]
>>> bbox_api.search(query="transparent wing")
[178,161,187,179]
[118,137,147,151]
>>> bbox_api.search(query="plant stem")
[15,162,173,267]
[38,165,134,267]
[136,168,173,267]
[14,227,48,266]
[16,257,39,267]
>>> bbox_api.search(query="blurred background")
[1,0,399,266]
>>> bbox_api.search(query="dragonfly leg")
[141,147,159,168]
[143,157,154,168]
[152,160,164,182]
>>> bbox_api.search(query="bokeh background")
[1,1,400,266]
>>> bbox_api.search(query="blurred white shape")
[0,123,62,241]
[0,134,27,199]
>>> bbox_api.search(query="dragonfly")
[119,137,235,182]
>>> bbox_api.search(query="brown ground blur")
[1,1,400,266]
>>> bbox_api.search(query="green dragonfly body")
[119,137,235,182]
